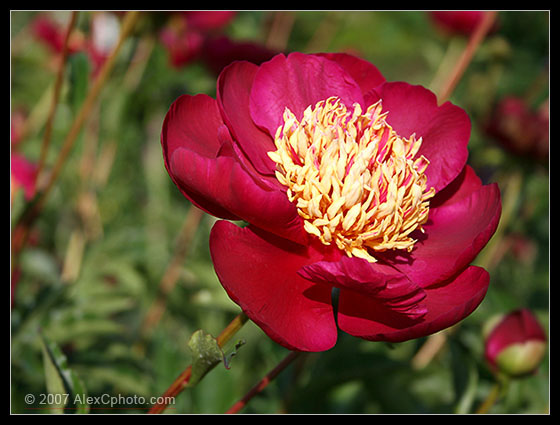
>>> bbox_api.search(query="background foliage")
[11,11,549,414]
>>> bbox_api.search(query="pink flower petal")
[366,82,471,193]
[162,94,225,160]
[249,52,365,138]
[161,94,239,219]
[382,172,501,287]
[217,60,278,176]
[298,256,427,320]
[337,266,489,342]
[170,148,307,245]
[210,221,337,352]
[429,165,483,208]
[315,52,386,94]
[162,92,307,243]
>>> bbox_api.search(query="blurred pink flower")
[159,20,204,68]
[485,96,549,161]
[182,10,236,31]
[11,153,37,202]
[429,11,497,36]
[11,109,27,147]
[31,12,121,76]
[200,36,278,75]
[159,11,236,68]
[31,13,84,54]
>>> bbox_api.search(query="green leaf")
[185,329,243,388]
[67,52,90,114]
[41,339,67,412]
[186,330,224,387]
[40,335,89,414]
[223,339,246,370]
[450,339,479,414]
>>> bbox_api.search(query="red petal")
[217,60,278,176]
[298,256,426,319]
[170,147,307,244]
[161,94,226,159]
[366,82,471,193]
[315,52,386,94]
[210,221,337,352]
[161,94,238,219]
[382,170,501,287]
[430,165,483,208]
[249,52,365,137]
[162,92,307,242]
[338,266,489,342]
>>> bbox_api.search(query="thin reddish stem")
[437,11,498,104]
[226,351,302,414]
[35,11,79,186]
[148,313,249,414]
[140,207,205,337]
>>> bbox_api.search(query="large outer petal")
[366,82,471,193]
[162,93,307,243]
[162,94,239,219]
[337,266,490,342]
[210,220,337,352]
[170,148,307,244]
[249,52,365,137]
[381,167,501,287]
[161,94,225,159]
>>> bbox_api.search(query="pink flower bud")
[484,309,547,378]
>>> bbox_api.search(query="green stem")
[476,381,502,414]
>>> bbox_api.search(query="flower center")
[268,96,435,262]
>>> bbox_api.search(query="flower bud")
[484,309,547,378]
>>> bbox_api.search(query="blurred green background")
[11,11,548,414]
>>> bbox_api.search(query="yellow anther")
[268,97,435,262]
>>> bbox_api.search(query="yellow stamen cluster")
[268,96,435,262]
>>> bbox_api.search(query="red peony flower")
[161,52,501,352]
[484,309,547,378]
